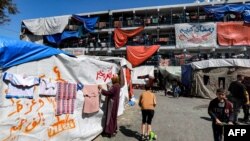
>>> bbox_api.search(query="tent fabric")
[0,36,73,69]
[21,34,44,44]
[181,64,192,89]
[131,66,155,85]
[175,23,217,48]
[191,59,250,70]
[0,54,119,141]
[77,55,130,116]
[22,15,70,35]
[80,55,133,70]
[72,15,99,32]
[184,59,250,98]
[114,27,144,48]
[204,4,250,23]
[127,45,160,67]
[217,22,250,46]
[194,67,250,99]
[158,66,181,80]
[46,30,80,44]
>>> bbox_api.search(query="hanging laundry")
[56,82,77,100]
[56,82,77,115]
[56,99,75,115]
[39,79,57,96]
[3,72,40,99]
[82,85,100,114]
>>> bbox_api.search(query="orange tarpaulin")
[114,27,144,48]
[217,22,250,46]
[127,45,160,67]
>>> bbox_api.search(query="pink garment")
[56,99,75,115]
[56,82,77,99]
[56,82,77,115]
[82,85,100,114]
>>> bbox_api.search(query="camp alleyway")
[93,89,242,141]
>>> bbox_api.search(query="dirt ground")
[94,89,247,141]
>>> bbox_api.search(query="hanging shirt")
[82,85,100,114]
[39,79,57,96]
[3,72,40,99]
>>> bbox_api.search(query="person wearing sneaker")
[138,84,157,140]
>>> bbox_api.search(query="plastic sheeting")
[77,55,130,116]
[0,54,119,141]
[21,34,44,44]
[46,30,80,44]
[191,59,250,70]
[181,64,192,89]
[175,23,217,48]
[217,22,250,46]
[131,66,154,85]
[0,36,72,69]
[72,15,99,32]
[127,45,160,67]
[114,27,144,48]
[158,66,181,80]
[22,15,70,35]
[183,59,250,98]
[204,4,250,23]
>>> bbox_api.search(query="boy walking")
[208,88,234,141]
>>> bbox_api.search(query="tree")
[0,0,19,24]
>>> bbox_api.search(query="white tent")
[78,55,132,116]
[132,66,155,85]
[0,54,120,141]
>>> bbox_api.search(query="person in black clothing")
[242,77,250,122]
[208,88,234,141]
[228,74,248,124]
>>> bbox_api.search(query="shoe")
[141,134,145,140]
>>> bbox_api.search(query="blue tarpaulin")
[46,30,80,44]
[181,64,192,89]
[72,15,99,32]
[0,36,74,69]
[204,4,250,23]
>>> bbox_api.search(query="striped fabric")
[56,82,76,99]
[56,99,75,115]
[56,82,77,115]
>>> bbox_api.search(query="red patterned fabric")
[114,26,144,48]
[56,82,77,115]
[217,22,250,46]
[127,45,160,67]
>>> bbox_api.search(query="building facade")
[20,0,250,66]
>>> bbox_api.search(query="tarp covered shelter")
[204,4,250,23]
[78,55,132,116]
[132,66,155,85]
[158,66,181,81]
[0,38,124,141]
[0,36,73,69]
[182,59,250,99]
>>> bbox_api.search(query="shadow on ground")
[200,116,212,122]
[119,125,141,140]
